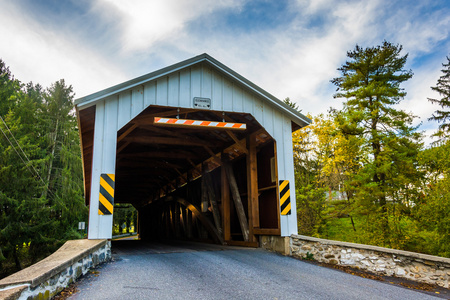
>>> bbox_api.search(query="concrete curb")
[0,239,110,300]
[291,234,450,288]
[292,234,450,265]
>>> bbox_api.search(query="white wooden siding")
[87,62,298,237]
[88,98,119,239]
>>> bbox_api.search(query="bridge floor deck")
[64,240,440,300]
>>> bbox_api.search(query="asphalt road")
[67,240,440,300]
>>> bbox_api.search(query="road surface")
[68,240,441,300]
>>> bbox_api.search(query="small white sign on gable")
[193,97,211,109]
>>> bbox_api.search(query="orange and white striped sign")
[154,117,246,130]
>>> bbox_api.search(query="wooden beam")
[157,133,250,201]
[119,151,200,159]
[117,141,131,153]
[246,132,259,242]
[124,136,215,147]
[139,124,189,139]
[187,208,193,238]
[118,123,138,142]
[221,162,231,241]
[203,146,222,165]
[118,159,183,169]
[117,168,177,176]
[226,130,248,154]
[201,165,209,213]
[165,206,171,238]
[204,171,223,237]
[223,160,249,242]
[175,202,181,238]
[253,228,281,235]
[208,130,229,142]
[273,141,281,232]
[176,197,224,244]
[211,111,234,123]
[187,158,197,168]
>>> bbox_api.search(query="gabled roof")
[74,53,311,128]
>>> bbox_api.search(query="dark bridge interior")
[79,105,282,246]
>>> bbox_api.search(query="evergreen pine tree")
[428,56,450,139]
[331,41,423,247]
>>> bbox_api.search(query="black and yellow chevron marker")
[98,173,115,215]
[279,180,291,215]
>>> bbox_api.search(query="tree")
[314,110,363,233]
[113,204,137,235]
[412,140,450,257]
[331,41,423,247]
[0,60,21,117]
[0,81,53,270]
[0,62,87,277]
[293,114,329,236]
[283,97,300,111]
[39,80,87,241]
[428,55,450,139]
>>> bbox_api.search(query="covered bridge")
[75,53,310,246]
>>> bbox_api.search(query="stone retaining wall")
[0,239,111,300]
[290,235,450,288]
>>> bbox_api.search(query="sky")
[1,0,449,144]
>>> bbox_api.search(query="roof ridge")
[75,53,310,127]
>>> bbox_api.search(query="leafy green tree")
[331,41,423,247]
[293,114,327,236]
[428,55,450,139]
[0,62,87,276]
[314,110,363,233]
[113,204,137,235]
[411,141,450,257]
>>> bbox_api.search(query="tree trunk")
[13,247,22,270]
[42,118,59,199]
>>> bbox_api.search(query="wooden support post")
[201,164,209,213]
[223,159,249,242]
[187,208,193,239]
[247,133,259,242]
[181,205,187,237]
[204,172,223,237]
[136,209,140,237]
[175,202,181,238]
[273,141,281,232]
[221,163,231,241]
[165,206,170,238]
[195,218,203,239]
[176,197,223,244]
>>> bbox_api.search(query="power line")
[0,115,47,185]
[0,115,55,197]
[0,118,34,176]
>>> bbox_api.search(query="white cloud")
[401,63,442,123]
[180,0,385,116]
[1,0,449,140]
[383,2,450,59]
[0,1,128,98]
[94,0,245,54]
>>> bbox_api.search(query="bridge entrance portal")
[75,54,310,245]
